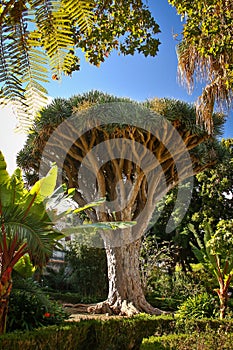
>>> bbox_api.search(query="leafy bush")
[65,242,108,298]
[175,318,233,334]
[145,269,208,302]
[175,292,218,322]
[146,295,181,311]
[2,314,233,350]
[7,278,68,332]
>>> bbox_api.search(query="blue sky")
[0,0,232,173]
[46,0,233,137]
[48,0,197,102]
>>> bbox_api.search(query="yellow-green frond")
[62,0,94,33]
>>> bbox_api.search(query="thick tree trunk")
[88,238,168,316]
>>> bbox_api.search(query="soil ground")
[63,303,124,322]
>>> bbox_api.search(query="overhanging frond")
[30,0,76,77]
[174,0,233,134]
[62,0,94,33]
[0,2,49,130]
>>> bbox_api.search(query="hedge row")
[0,315,174,350]
[47,291,99,304]
[175,317,233,334]
[1,315,233,350]
[141,332,233,350]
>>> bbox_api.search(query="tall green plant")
[0,151,64,334]
[190,220,233,319]
[0,150,136,332]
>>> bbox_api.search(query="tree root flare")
[87,299,170,317]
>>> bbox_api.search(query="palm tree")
[169,0,233,133]
[0,152,63,334]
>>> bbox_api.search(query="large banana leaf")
[62,221,136,235]
[0,153,62,268]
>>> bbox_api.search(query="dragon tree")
[17,91,224,316]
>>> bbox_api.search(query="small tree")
[64,240,108,299]
[190,220,233,319]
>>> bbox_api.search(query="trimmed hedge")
[141,332,233,350]
[2,314,233,350]
[146,295,181,311]
[47,291,99,304]
[175,317,233,334]
[0,315,175,350]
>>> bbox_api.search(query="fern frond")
[30,0,75,77]
[0,3,49,130]
[62,50,80,75]
[0,23,26,103]
[62,0,94,33]
[12,89,48,133]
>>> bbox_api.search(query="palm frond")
[0,3,49,130]
[4,222,57,267]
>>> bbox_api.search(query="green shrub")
[7,278,68,332]
[175,318,233,334]
[145,269,208,302]
[175,292,218,321]
[146,295,181,311]
[2,314,233,350]
[44,242,108,300]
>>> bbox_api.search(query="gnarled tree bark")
[88,238,167,316]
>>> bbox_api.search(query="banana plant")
[0,152,65,334]
[190,220,233,319]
